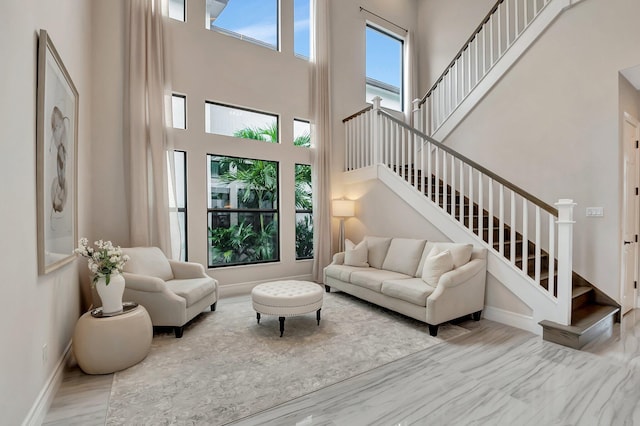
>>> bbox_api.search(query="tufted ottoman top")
[251,280,323,317]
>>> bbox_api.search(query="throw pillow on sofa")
[432,242,473,268]
[344,239,369,267]
[421,247,454,287]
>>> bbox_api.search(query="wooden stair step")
[539,304,619,349]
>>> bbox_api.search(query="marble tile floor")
[44,307,640,426]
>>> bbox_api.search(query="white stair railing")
[415,0,564,138]
[344,97,574,325]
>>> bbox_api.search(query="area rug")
[106,291,471,425]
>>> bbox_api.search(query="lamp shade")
[333,199,355,217]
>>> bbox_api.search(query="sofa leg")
[428,324,439,337]
[471,310,482,321]
[211,302,217,312]
[174,326,184,338]
[325,285,331,293]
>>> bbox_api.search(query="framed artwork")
[36,29,78,275]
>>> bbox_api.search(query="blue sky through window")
[212,0,278,47]
[366,26,402,88]
[294,0,310,58]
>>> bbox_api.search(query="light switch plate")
[586,207,604,217]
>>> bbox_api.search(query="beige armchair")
[118,247,218,338]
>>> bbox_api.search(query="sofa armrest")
[437,258,485,289]
[331,252,345,265]
[122,272,167,293]
[168,259,208,279]
[426,258,487,326]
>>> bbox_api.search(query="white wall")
[417,0,495,94]
[0,0,92,424]
[417,0,640,301]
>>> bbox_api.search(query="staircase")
[414,0,584,141]
[400,164,619,349]
[342,100,619,349]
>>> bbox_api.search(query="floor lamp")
[333,199,355,253]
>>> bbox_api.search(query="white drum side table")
[73,303,153,374]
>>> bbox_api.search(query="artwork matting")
[36,29,78,275]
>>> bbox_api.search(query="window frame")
[365,23,405,112]
[294,163,313,260]
[206,154,281,268]
[173,150,188,261]
[172,93,187,129]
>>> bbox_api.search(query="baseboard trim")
[22,340,73,426]
[483,306,541,335]
[219,274,315,298]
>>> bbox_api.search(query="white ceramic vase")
[95,273,125,314]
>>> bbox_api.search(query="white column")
[372,96,382,165]
[555,198,576,326]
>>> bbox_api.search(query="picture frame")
[36,29,78,275]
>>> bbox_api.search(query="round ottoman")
[251,280,324,337]
[73,304,153,374]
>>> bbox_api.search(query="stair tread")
[572,286,592,299]
[540,304,619,335]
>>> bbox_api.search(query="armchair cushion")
[123,247,174,281]
[166,278,216,307]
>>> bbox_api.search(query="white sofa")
[323,236,487,336]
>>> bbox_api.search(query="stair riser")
[572,290,594,312]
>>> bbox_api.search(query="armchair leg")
[428,324,439,337]
[211,302,217,312]
[325,285,331,293]
[471,310,482,321]
[174,326,184,338]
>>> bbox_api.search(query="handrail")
[419,0,505,106]
[377,109,558,216]
[342,105,373,123]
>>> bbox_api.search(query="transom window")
[207,154,279,267]
[205,102,278,143]
[366,25,404,111]
[206,0,279,50]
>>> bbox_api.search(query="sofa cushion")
[166,277,216,307]
[350,269,411,292]
[381,278,435,307]
[382,238,426,276]
[325,264,370,282]
[416,242,474,275]
[421,248,454,287]
[344,239,369,267]
[363,236,393,269]
[123,247,174,281]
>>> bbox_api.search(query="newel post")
[371,96,382,165]
[412,98,421,132]
[555,199,576,326]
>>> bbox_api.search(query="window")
[207,154,279,267]
[172,94,186,129]
[366,25,403,111]
[206,0,279,50]
[169,0,185,21]
[294,0,311,58]
[205,102,278,143]
[294,119,311,147]
[173,151,188,261]
[295,164,313,260]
